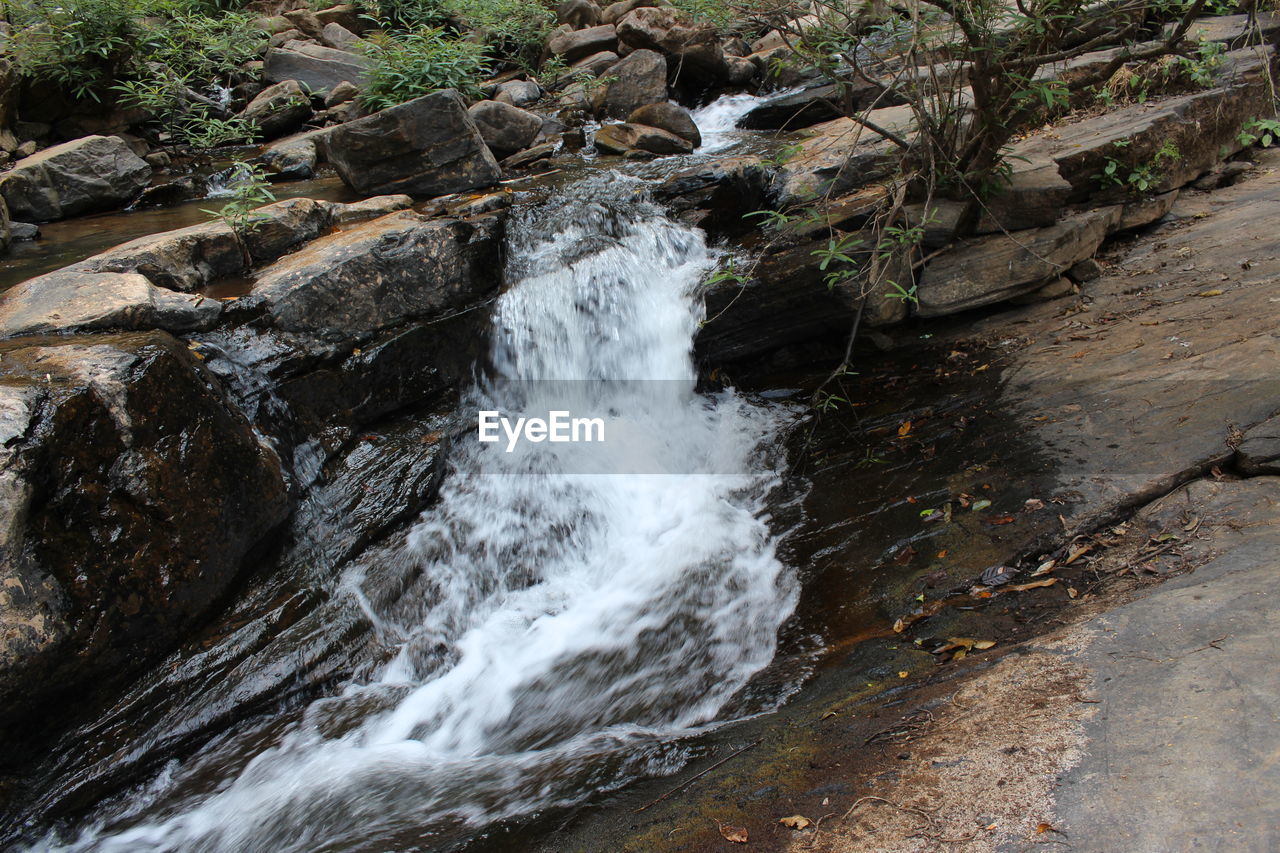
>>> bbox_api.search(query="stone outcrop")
[0,331,288,728]
[467,100,543,157]
[0,136,151,221]
[263,40,368,93]
[627,101,700,146]
[0,271,221,338]
[547,24,618,63]
[1236,416,1280,475]
[592,49,668,118]
[239,79,314,139]
[557,0,601,28]
[594,122,692,155]
[324,90,502,197]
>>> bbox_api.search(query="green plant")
[1176,38,1225,88]
[7,0,137,100]
[360,28,489,110]
[442,0,555,67]
[1238,117,1280,148]
[1099,139,1181,194]
[178,110,259,147]
[812,233,867,290]
[138,10,267,82]
[883,280,920,305]
[202,163,277,233]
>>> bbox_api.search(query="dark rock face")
[1237,416,1280,475]
[0,271,221,338]
[593,49,668,118]
[627,102,700,146]
[325,90,502,197]
[242,210,504,336]
[467,100,543,157]
[0,136,151,222]
[240,79,314,139]
[0,331,288,732]
[547,23,618,63]
[263,40,369,94]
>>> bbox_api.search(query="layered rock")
[263,40,369,93]
[0,271,221,338]
[592,49,668,118]
[627,101,700,146]
[239,79,314,139]
[468,100,543,157]
[594,121,692,155]
[325,90,502,197]
[0,136,151,221]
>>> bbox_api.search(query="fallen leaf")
[1196,289,1223,297]
[986,514,1016,525]
[973,639,996,650]
[1024,498,1045,511]
[898,671,909,678]
[1031,559,1057,577]
[779,815,812,830]
[893,618,905,633]
[936,549,948,559]
[718,823,748,844]
[894,545,917,565]
[898,420,913,437]
[821,710,838,720]
[980,564,1017,586]
[1036,822,1055,834]
[1068,587,1079,599]
[971,498,992,511]
[1063,544,1092,565]
[1006,578,1058,592]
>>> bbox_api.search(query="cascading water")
[45,173,800,852]
[690,93,771,153]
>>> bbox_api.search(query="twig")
[633,739,762,813]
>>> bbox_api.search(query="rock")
[325,79,360,107]
[593,122,692,155]
[238,197,334,265]
[501,141,558,169]
[652,153,772,239]
[1067,257,1102,283]
[627,101,699,146]
[618,6,726,86]
[772,107,913,205]
[547,23,618,63]
[240,79,314,139]
[724,55,757,86]
[1113,190,1179,232]
[494,80,542,107]
[1008,275,1077,304]
[1009,46,1276,201]
[565,50,620,80]
[143,151,171,169]
[325,90,502,197]
[269,27,304,48]
[317,100,362,125]
[602,0,669,26]
[9,222,38,241]
[0,270,221,338]
[242,211,503,335]
[0,196,9,254]
[741,79,891,130]
[592,49,668,118]
[324,194,414,225]
[257,136,318,179]
[263,40,369,94]
[557,0,601,28]
[0,135,151,222]
[320,21,362,51]
[282,8,323,38]
[314,3,364,32]
[916,207,1121,317]
[0,331,288,730]
[467,100,544,157]
[1170,12,1280,45]
[14,141,37,159]
[133,178,200,207]
[1236,416,1280,475]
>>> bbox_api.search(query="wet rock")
[652,154,772,239]
[241,79,314,139]
[594,122,692,155]
[601,0,667,25]
[133,178,200,208]
[324,194,414,224]
[257,136,318,179]
[494,80,542,108]
[547,24,618,63]
[9,222,37,241]
[627,101,700,146]
[325,79,360,107]
[592,49,668,118]
[242,211,504,335]
[143,151,171,169]
[617,6,726,86]
[557,0,601,28]
[742,81,866,131]
[0,270,221,337]
[1236,416,1280,475]
[0,331,288,731]
[501,141,558,170]
[320,21,362,51]
[325,90,501,197]
[468,100,543,157]
[0,135,151,222]
[264,40,369,94]
[916,207,1121,317]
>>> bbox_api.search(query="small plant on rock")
[1238,117,1280,148]
[203,163,277,235]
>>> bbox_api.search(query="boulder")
[495,80,542,107]
[618,7,726,85]
[325,80,360,107]
[133,178,200,208]
[772,106,914,205]
[315,3,364,32]
[269,28,304,48]
[325,90,502,197]
[0,331,288,728]
[592,49,668,118]
[1236,415,1280,475]
[627,101,699,146]
[557,0,601,28]
[568,50,620,78]
[320,21,362,51]
[324,194,414,225]
[0,195,9,254]
[547,23,618,63]
[263,40,369,94]
[594,122,692,155]
[240,79,314,139]
[602,0,668,26]
[9,222,39,242]
[0,270,221,338]
[257,136,319,179]
[282,8,324,38]
[242,211,504,335]
[915,207,1121,317]
[501,141,558,170]
[468,100,544,157]
[0,136,151,222]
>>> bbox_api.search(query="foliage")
[202,163,277,233]
[1098,140,1181,195]
[1177,38,1225,88]
[359,28,490,110]
[670,0,736,29]
[1238,117,1280,148]
[443,0,555,65]
[136,10,267,82]
[6,0,137,100]
[177,111,259,147]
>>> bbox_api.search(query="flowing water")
[690,93,772,153]
[42,173,802,852]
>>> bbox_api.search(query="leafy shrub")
[137,11,267,82]
[7,0,137,100]
[360,28,490,110]
[442,0,555,65]
[203,162,278,234]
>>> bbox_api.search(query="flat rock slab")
[1054,477,1280,852]
[0,135,151,222]
[0,270,221,338]
[263,39,368,93]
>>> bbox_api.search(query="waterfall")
[48,174,798,852]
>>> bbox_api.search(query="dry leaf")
[1031,559,1057,577]
[1067,587,1079,599]
[1036,822,1056,834]
[986,514,1016,525]
[780,815,812,830]
[1006,578,1058,592]
[972,639,996,650]
[1064,544,1092,565]
[898,670,909,678]
[718,822,748,844]
[898,420,913,437]
[1196,289,1223,297]
[893,617,905,633]
[937,549,948,559]
[971,498,992,511]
